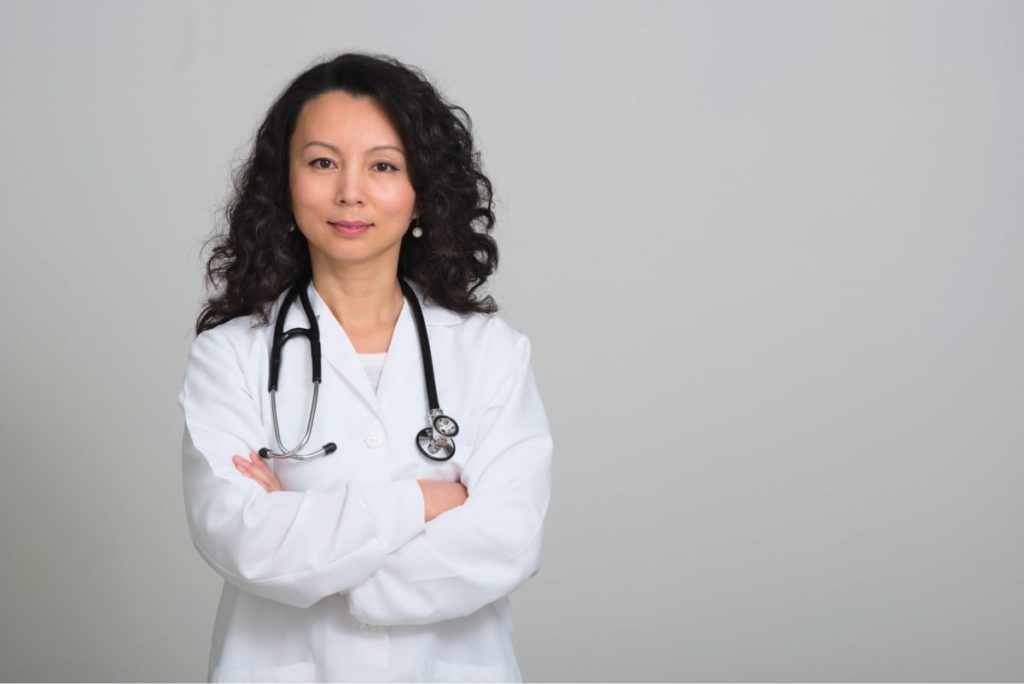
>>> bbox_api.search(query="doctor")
[179,53,552,683]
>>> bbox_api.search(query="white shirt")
[179,282,552,683]
[358,351,387,393]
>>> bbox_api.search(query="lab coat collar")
[301,279,464,328]
[268,279,461,417]
[397,280,464,328]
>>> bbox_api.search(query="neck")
[310,260,404,353]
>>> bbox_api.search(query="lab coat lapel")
[305,283,379,414]
[378,287,461,416]
[376,301,424,417]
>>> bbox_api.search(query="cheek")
[290,173,331,213]
[378,183,417,215]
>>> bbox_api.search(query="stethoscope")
[257,278,460,462]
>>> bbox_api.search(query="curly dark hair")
[196,53,498,334]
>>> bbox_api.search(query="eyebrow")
[302,140,405,155]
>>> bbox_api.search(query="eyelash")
[307,158,400,172]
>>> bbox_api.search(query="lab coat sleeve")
[180,327,425,609]
[347,335,552,625]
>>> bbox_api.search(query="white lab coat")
[179,282,552,683]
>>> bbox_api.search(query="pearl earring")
[410,219,423,238]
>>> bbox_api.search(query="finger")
[247,453,277,480]
[233,455,274,492]
[246,451,282,492]
[233,457,262,482]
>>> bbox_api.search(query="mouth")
[328,220,373,236]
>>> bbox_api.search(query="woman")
[179,53,552,683]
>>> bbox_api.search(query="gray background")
[1,0,1021,681]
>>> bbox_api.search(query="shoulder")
[183,313,273,397]
[190,289,289,360]
[463,311,530,356]
[424,304,534,394]
[425,300,529,350]
[191,314,269,358]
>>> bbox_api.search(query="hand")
[232,451,282,493]
[417,480,468,522]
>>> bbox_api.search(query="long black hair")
[196,53,498,334]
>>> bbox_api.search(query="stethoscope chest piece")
[432,413,459,438]
[416,408,459,461]
[416,427,456,461]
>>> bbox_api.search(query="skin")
[232,90,467,522]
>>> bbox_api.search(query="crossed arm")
[231,343,552,625]
[234,452,469,522]
[182,327,552,623]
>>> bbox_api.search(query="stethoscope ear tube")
[259,441,337,461]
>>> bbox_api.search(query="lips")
[328,220,372,236]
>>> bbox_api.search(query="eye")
[372,161,399,172]
[309,158,335,170]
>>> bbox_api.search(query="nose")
[335,166,365,206]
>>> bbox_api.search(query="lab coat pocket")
[212,659,317,683]
[427,659,519,683]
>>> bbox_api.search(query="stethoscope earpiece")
[258,445,333,460]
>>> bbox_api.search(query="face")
[289,90,417,274]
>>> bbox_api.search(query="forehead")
[291,90,403,150]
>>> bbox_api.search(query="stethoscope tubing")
[399,279,440,410]
[267,282,323,391]
[260,277,458,461]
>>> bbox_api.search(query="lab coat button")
[364,432,384,449]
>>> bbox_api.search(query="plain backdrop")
[1,0,1021,681]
